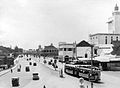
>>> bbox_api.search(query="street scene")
[1,55,120,88]
[1,0,120,88]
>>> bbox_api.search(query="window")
[83,70,89,74]
[105,36,107,44]
[68,48,72,51]
[85,54,88,58]
[94,49,97,55]
[64,48,66,51]
[116,36,118,41]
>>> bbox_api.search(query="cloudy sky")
[0,0,119,49]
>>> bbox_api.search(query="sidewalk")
[0,57,19,77]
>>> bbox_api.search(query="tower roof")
[115,4,119,11]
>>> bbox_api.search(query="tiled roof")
[44,45,58,50]
[76,40,93,47]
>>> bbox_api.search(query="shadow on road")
[94,81,104,84]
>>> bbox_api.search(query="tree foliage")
[111,41,120,56]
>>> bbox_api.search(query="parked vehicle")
[43,60,47,64]
[17,68,21,72]
[29,62,32,65]
[12,77,19,87]
[32,72,39,80]
[29,58,31,60]
[48,61,51,65]
[25,66,30,72]
[33,63,37,66]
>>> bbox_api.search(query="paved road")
[1,55,120,88]
[37,57,120,88]
[0,56,35,88]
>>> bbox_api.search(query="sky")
[0,0,119,49]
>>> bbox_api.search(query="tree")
[111,41,120,56]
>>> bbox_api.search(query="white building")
[89,4,120,56]
[76,40,91,59]
[89,33,120,45]
[58,42,76,62]
[89,4,120,45]
[107,4,120,34]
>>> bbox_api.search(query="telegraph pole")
[91,45,93,88]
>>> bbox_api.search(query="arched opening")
[64,55,69,62]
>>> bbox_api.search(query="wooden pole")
[91,46,93,88]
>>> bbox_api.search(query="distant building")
[41,43,58,57]
[38,45,42,52]
[25,49,37,55]
[58,42,76,62]
[36,45,43,56]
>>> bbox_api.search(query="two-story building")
[58,42,76,62]
[41,43,58,57]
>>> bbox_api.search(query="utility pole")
[91,45,93,88]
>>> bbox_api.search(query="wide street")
[0,55,120,88]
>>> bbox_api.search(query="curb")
[0,59,19,77]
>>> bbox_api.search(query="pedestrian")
[79,77,85,88]
[43,85,46,88]
[59,68,63,77]
[20,65,21,69]
[11,69,13,73]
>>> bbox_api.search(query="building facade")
[89,4,120,45]
[41,43,58,57]
[76,40,91,58]
[88,4,120,71]
[58,42,76,62]
[107,4,120,34]
[89,33,120,45]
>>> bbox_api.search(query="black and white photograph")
[0,0,120,88]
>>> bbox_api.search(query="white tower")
[108,4,120,34]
